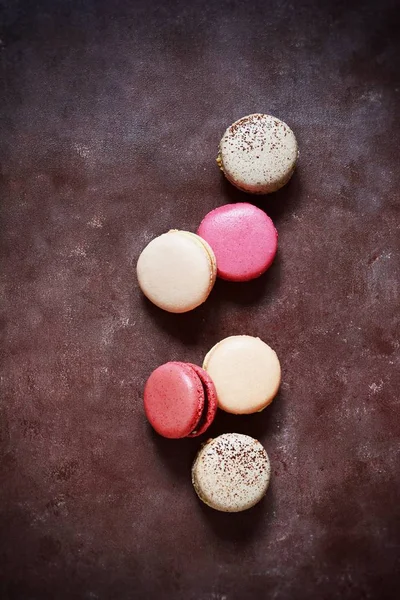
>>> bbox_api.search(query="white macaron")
[137,230,217,313]
[203,335,281,414]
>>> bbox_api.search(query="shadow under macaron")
[211,251,281,308]
[148,425,200,482]
[205,389,283,442]
[196,393,282,540]
[195,469,277,545]
[141,294,213,346]
[141,251,281,346]
[218,168,303,225]
[150,420,276,543]
[148,393,281,542]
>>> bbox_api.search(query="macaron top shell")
[218,113,298,194]
[144,362,203,438]
[192,433,271,512]
[144,362,217,438]
[197,203,278,281]
[203,335,281,414]
[136,231,217,313]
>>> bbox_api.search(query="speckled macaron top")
[192,433,271,512]
[217,113,298,194]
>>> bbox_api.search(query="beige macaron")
[217,113,298,194]
[137,230,217,313]
[192,433,271,512]
[203,335,281,414]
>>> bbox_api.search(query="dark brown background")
[0,0,399,598]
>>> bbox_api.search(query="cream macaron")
[203,335,281,414]
[137,230,217,313]
[217,113,298,194]
[192,433,271,512]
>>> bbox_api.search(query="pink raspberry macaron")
[144,362,218,439]
[197,203,278,282]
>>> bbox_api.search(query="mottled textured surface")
[0,0,399,598]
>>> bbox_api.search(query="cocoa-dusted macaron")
[217,113,298,194]
[192,433,271,512]
[144,362,217,439]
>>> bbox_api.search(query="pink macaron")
[197,203,278,282]
[144,362,218,439]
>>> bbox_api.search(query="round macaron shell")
[197,203,278,281]
[192,433,271,512]
[136,230,216,313]
[144,362,204,438]
[218,113,298,194]
[186,364,218,437]
[203,335,281,414]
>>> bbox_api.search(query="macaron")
[203,335,281,414]
[144,362,218,438]
[137,230,217,313]
[217,113,298,194]
[197,203,278,281]
[192,433,271,512]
